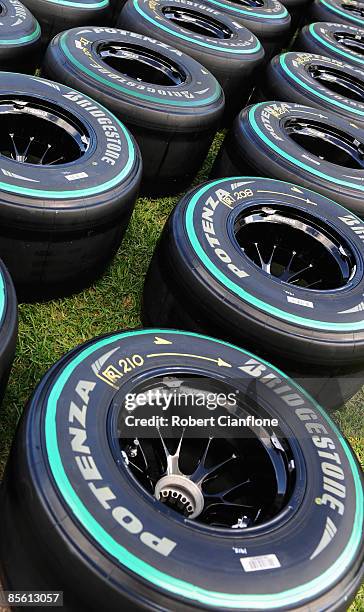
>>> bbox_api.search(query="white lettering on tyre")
[67,378,177,556]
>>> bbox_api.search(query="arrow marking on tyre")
[338,301,364,313]
[291,186,303,193]
[310,517,337,560]
[257,190,317,205]
[302,154,321,165]
[2,169,39,182]
[153,337,173,345]
[146,353,232,367]
[230,181,254,189]
[91,346,120,378]
[298,110,328,119]
[30,78,60,90]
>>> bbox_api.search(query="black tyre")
[21,0,112,43]
[0,0,41,73]
[43,26,225,194]
[143,177,364,409]
[212,101,364,217]
[0,72,142,302]
[279,0,308,31]
[111,0,126,21]
[308,0,364,28]
[0,261,17,407]
[117,0,265,118]
[258,52,364,129]
[1,328,363,611]
[295,22,364,68]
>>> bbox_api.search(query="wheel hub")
[155,474,205,519]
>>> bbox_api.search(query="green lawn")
[0,133,362,609]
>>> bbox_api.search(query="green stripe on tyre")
[44,328,363,609]
[309,24,364,65]
[0,22,41,46]
[60,33,222,107]
[41,0,108,7]
[249,102,364,192]
[185,177,364,331]
[319,0,364,25]
[133,0,262,54]
[279,53,364,116]
[198,0,288,18]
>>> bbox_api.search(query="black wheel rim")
[333,31,364,56]
[284,117,364,169]
[0,98,90,165]
[111,374,298,531]
[233,206,356,290]
[162,7,233,39]
[307,63,364,102]
[97,43,186,86]
[341,2,364,18]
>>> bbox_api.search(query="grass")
[0,133,363,608]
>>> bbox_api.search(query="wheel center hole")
[97,43,186,86]
[226,0,264,6]
[285,118,364,169]
[0,98,90,166]
[162,7,233,39]
[334,32,364,55]
[341,2,364,17]
[115,374,297,530]
[308,63,364,102]
[234,206,355,290]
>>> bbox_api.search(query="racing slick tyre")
[295,22,364,68]
[111,0,126,21]
[212,101,364,218]
[0,72,142,302]
[117,0,265,118]
[0,0,41,73]
[143,178,364,409]
[258,52,364,129]
[20,0,112,44]
[0,329,363,610]
[279,0,308,32]
[43,27,225,194]
[0,261,17,408]
[308,0,364,28]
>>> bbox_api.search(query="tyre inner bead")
[284,118,364,169]
[334,31,364,55]
[0,97,90,165]
[97,43,187,86]
[307,63,364,102]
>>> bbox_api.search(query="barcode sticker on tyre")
[240,554,281,572]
